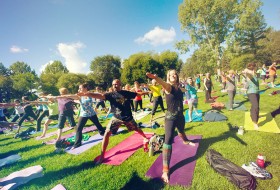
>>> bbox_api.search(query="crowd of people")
[0,61,279,183]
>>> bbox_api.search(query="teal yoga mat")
[184,110,203,122]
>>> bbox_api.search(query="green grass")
[1,78,280,190]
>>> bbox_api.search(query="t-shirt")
[15,105,25,115]
[79,96,96,117]
[57,98,74,114]
[149,85,162,97]
[269,66,276,76]
[165,86,184,115]
[226,76,236,91]
[48,102,59,116]
[195,77,201,84]
[185,84,197,100]
[134,89,142,101]
[260,68,266,76]
[104,90,137,121]
[247,76,259,94]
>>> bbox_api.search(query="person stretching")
[146,70,195,184]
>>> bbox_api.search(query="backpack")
[206,149,256,190]
[148,134,164,156]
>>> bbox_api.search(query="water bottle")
[256,154,265,168]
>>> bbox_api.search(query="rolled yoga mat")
[0,165,43,190]
[65,128,124,155]
[43,126,97,145]
[0,154,21,168]
[146,135,202,187]
[93,132,154,165]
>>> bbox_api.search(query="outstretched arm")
[77,92,105,100]
[146,72,171,93]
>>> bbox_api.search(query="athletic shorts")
[106,117,138,134]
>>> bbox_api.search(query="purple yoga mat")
[43,126,97,145]
[146,135,202,186]
[65,128,124,155]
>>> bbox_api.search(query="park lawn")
[0,77,279,190]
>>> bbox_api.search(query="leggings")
[205,87,212,101]
[134,100,143,112]
[18,107,37,126]
[247,93,260,123]
[151,96,165,115]
[73,115,105,147]
[36,110,49,131]
[11,113,24,122]
[228,90,236,109]
[129,100,134,111]
[164,115,185,145]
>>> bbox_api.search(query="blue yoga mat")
[184,110,203,122]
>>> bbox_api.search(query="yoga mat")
[146,135,202,186]
[244,112,280,133]
[0,154,21,167]
[268,83,280,88]
[43,126,97,145]
[0,165,43,190]
[65,128,124,155]
[93,132,154,165]
[51,184,66,190]
[185,110,203,122]
[35,126,81,140]
[225,101,247,111]
[134,111,151,120]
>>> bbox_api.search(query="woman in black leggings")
[146,70,195,184]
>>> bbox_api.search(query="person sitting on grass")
[146,70,195,184]
[77,79,150,164]
[270,90,280,118]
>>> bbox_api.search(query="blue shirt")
[79,96,96,117]
[185,84,198,100]
[247,76,259,94]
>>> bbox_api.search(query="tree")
[40,61,69,95]
[56,73,87,94]
[177,0,238,67]
[154,50,183,74]
[121,52,163,85]
[234,0,267,55]
[41,60,69,74]
[89,55,121,89]
[9,62,39,98]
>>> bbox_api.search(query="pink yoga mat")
[94,132,154,165]
[146,135,202,186]
[51,184,66,190]
[43,126,97,145]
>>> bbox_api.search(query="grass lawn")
[1,77,280,190]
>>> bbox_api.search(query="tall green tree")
[234,0,267,55]
[89,55,121,89]
[56,73,87,94]
[40,61,69,95]
[154,50,183,74]
[177,0,238,67]
[9,62,38,98]
[121,52,163,85]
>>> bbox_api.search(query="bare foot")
[94,157,104,166]
[254,124,259,130]
[183,140,195,146]
[161,172,169,183]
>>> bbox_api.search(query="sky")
[0,0,279,75]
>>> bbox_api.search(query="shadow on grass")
[0,144,44,159]
[26,161,96,188]
[0,137,11,142]
[120,171,164,190]
[195,122,247,160]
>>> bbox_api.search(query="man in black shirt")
[78,79,149,164]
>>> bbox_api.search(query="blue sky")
[0,0,279,75]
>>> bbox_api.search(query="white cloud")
[39,60,54,74]
[10,45,29,53]
[135,26,176,46]
[57,42,87,73]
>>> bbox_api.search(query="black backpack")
[206,149,256,190]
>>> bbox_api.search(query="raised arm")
[146,72,171,93]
